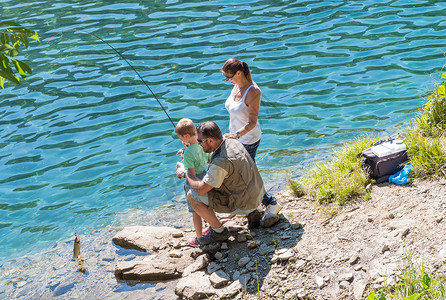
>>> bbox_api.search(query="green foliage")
[405,130,446,178]
[0,22,39,88]
[415,73,446,137]
[405,72,446,178]
[368,248,446,300]
[368,291,387,300]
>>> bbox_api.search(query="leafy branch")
[0,22,39,88]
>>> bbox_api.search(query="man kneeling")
[176,121,265,245]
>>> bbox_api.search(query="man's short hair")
[196,121,223,140]
[175,118,196,136]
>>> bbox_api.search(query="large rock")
[115,260,182,281]
[218,280,242,298]
[175,271,242,299]
[115,250,196,281]
[175,271,218,299]
[183,254,210,277]
[112,226,184,252]
[210,270,230,288]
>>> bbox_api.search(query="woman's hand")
[224,133,239,139]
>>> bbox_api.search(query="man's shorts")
[188,188,256,216]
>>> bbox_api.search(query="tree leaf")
[18,33,29,48]
[7,27,39,40]
[22,63,31,75]
[11,34,23,51]
[2,43,14,50]
[0,21,21,28]
[0,53,11,70]
[11,58,31,78]
[11,58,27,78]
[10,49,19,57]
[441,72,446,79]
[29,34,39,42]
[1,32,9,45]
[9,33,16,45]
[13,39,20,50]
[0,76,4,88]
[0,70,20,84]
[17,59,31,74]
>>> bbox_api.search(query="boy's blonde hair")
[175,118,196,136]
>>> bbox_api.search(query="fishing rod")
[76,31,176,128]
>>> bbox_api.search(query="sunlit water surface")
[1,0,445,298]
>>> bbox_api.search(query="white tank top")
[225,84,261,145]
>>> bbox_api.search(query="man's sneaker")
[198,227,230,245]
[265,203,282,215]
[247,209,261,229]
[262,211,280,228]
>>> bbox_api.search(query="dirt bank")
[244,177,446,299]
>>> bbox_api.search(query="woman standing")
[221,58,282,227]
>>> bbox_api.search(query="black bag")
[359,135,408,183]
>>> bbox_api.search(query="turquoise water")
[1,0,445,268]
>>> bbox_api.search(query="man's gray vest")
[208,138,265,213]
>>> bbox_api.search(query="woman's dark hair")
[221,58,253,81]
[196,121,223,140]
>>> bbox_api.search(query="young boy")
[175,118,210,246]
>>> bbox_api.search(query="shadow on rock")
[208,213,304,298]
[112,212,304,299]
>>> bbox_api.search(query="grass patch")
[368,248,446,300]
[286,178,305,197]
[405,130,446,178]
[288,136,377,207]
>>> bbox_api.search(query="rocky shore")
[111,177,446,299]
[1,178,445,299]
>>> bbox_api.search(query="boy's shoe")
[188,237,200,247]
[262,212,280,228]
[265,203,282,215]
[247,209,261,229]
[202,227,211,235]
[198,227,230,245]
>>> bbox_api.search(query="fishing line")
[74,30,176,128]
